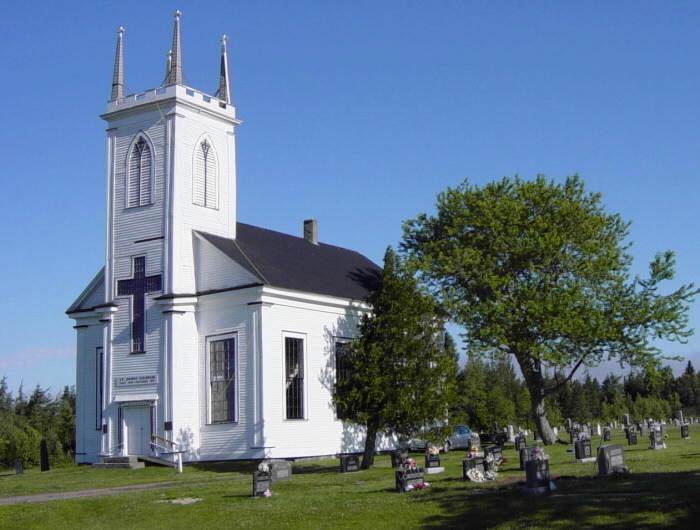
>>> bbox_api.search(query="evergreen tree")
[333,247,458,468]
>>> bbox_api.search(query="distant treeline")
[452,358,699,432]
[0,378,75,468]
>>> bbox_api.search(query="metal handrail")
[98,442,124,457]
[150,433,184,473]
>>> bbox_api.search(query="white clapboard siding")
[75,324,103,463]
[194,235,258,293]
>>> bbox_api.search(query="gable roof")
[197,222,382,301]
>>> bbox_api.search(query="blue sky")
[0,1,698,394]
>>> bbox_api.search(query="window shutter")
[128,141,141,207]
[139,142,152,206]
[193,141,206,206]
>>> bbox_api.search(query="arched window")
[193,138,217,208]
[127,137,152,207]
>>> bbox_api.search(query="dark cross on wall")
[117,256,162,353]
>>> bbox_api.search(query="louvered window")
[335,340,352,420]
[127,137,152,207]
[209,336,236,423]
[285,336,305,420]
[193,139,217,208]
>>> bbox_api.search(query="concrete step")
[101,456,139,464]
[138,455,177,468]
[92,462,145,470]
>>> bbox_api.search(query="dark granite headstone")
[575,438,592,460]
[40,439,50,472]
[597,444,625,475]
[514,434,527,452]
[462,456,485,479]
[339,455,360,473]
[681,424,690,439]
[485,445,503,464]
[395,467,424,492]
[424,453,441,469]
[252,471,271,497]
[519,447,532,471]
[603,427,612,442]
[269,460,292,481]
[525,458,550,492]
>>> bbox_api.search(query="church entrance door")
[124,404,152,456]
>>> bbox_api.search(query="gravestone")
[391,449,408,468]
[396,467,425,492]
[14,459,23,475]
[515,433,527,452]
[269,460,292,481]
[649,430,664,450]
[525,458,550,494]
[339,455,360,473]
[597,444,626,476]
[40,439,50,472]
[566,418,573,431]
[575,438,594,462]
[463,456,485,479]
[507,425,515,442]
[681,423,690,439]
[596,423,602,437]
[603,427,612,442]
[486,445,503,465]
[569,427,580,444]
[252,470,271,497]
[623,413,631,426]
[678,410,684,424]
[424,452,441,469]
[553,426,559,438]
[626,428,638,446]
[519,447,532,471]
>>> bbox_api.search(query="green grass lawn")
[1,425,699,529]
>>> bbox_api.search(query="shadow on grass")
[419,470,700,529]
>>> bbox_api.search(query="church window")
[96,346,103,430]
[334,340,352,420]
[127,137,152,207]
[285,336,305,420]
[193,138,217,208]
[209,335,237,423]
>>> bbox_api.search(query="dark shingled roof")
[197,222,382,301]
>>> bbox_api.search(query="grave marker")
[252,470,271,497]
[269,460,293,481]
[597,444,626,476]
[575,438,594,462]
[40,440,50,472]
[463,455,486,479]
[681,423,690,439]
[525,458,550,494]
[339,454,360,473]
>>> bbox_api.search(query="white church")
[67,13,390,465]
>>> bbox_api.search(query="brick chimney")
[303,219,318,245]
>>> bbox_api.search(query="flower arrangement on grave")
[466,443,483,459]
[427,445,440,456]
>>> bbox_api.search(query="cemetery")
[0,423,698,528]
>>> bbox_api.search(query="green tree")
[333,248,458,468]
[402,175,698,443]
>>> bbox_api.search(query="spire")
[110,26,125,100]
[165,10,183,85]
[217,35,231,104]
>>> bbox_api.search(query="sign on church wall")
[113,374,158,387]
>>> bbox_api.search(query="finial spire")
[165,10,182,85]
[110,26,125,100]
[217,34,231,104]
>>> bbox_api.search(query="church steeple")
[165,10,183,85]
[217,35,231,104]
[110,26,124,101]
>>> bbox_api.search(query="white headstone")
[596,423,602,436]
[507,425,515,442]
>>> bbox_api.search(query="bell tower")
[99,11,239,453]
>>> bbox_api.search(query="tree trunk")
[519,357,558,445]
[530,391,557,444]
[361,422,378,469]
